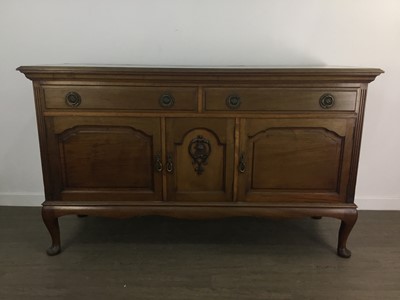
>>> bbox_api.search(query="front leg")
[337,209,358,258]
[42,207,61,256]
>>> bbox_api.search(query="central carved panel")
[188,135,211,175]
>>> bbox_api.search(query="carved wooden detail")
[188,135,211,175]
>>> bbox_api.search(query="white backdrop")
[1,0,399,209]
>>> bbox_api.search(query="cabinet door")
[45,117,162,202]
[238,118,355,203]
[166,118,235,202]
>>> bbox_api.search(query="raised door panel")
[238,118,355,203]
[166,118,235,202]
[45,117,162,201]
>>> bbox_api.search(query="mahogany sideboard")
[18,65,382,257]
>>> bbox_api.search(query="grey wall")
[1,0,399,209]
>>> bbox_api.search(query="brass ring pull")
[319,94,335,109]
[159,93,175,108]
[238,153,246,173]
[226,95,241,109]
[65,91,81,107]
[166,154,174,173]
[154,154,163,172]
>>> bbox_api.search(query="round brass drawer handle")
[319,93,335,109]
[159,93,175,108]
[65,92,81,107]
[226,95,241,109]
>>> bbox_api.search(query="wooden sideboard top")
[17,65,383,83]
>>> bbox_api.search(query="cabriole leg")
[337,209,358,258]
[42,207,61,256]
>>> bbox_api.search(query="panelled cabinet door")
[45,117,162,201]
[166,118,235,202]
[238,118,355,203]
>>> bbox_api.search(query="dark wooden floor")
[0,207,399,300]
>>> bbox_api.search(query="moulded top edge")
[17,64,384,73]
[16,65,384,83]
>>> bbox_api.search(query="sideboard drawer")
[204,88,357,112]
[43,86,198,111]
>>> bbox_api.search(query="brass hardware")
[154,154,163,172]
[159,93,175,108]
[188,135,211,175]
[319,93,335,109]
[65,91,81,107]
[238,153,246,173]
[166,153,174,173]
[226,95,241,109]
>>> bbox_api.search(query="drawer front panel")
[204,88,357,112]
[44,86,198,111]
